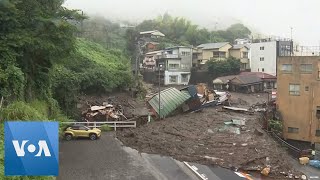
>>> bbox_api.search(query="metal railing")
[61,121,136,131]
[156,54,179,59]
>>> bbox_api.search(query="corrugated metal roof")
[148,88,191,118]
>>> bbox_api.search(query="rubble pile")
[79,94,149,122]
[117,92,303,179]
[82,103,126,122]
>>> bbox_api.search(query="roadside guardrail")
[61,121,136,131]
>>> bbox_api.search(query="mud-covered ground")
[117,93,303,179]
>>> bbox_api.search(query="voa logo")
[12,140,51,157]
[5,122,59,176]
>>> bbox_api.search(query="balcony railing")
[156,54,179,59]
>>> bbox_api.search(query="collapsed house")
[146,85,230,118]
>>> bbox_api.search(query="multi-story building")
[143,50,161,70]
[193,42,232,66]
[229,44,250,70]
[155,46,193,85]
[250,39,292,76]
[277,56,320,143]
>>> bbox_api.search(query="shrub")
[100,124,112,132]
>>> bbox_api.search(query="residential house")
[193,42,232,66]
[156,46,193,85]
[228,75,263,93]
[143,50,161,70]
[145,42,159,52]
[212,73,271,93]
[212,75,236,90]
[277,56,320,143]
[250,38,292,76]
[229,44,250,70]
[239,72,277,90]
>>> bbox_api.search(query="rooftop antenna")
[290,27,293,56]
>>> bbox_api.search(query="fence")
[61,121,136,131]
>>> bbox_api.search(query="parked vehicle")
[64,124,101,141]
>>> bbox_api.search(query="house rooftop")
[140,30,165,37]
[165,46,192,50]
[197,42,230,50]
[231,44,249,50]
[145,50,162,55]
[239,72,276,79]
[212,75,237,84]
[233,75,262,85]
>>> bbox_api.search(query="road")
[58,133,246,180]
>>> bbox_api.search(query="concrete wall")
[277,56,320,143]
[178,47,193,69]
[164,71,190,85]
[250,41,277,76]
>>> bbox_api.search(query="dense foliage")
[124,13,251,57]
[79,17,127,50]
[207,57,241,77]
[0,0,84,101]
[50,38,132,116]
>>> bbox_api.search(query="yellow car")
[64,124,101,141]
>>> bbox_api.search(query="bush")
[100,124,112,132]
[0,101,47,120]
[269,119,282,132]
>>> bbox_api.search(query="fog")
[64,0,320,46]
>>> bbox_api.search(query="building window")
[262,68,265,72]
[316,130,320,137]
[260,46,264,50]
[181,64,189,69]
[181,51,190,56]
[289,84,300,95]
[281,64,292,72]
[317,106,320,118]
[213,52,226,58]
[288,127,299,133]
[181,74,188,82]
[318,62,320,79]
[213,51,219,57]
[242,52,248,58]
[305,86,309,91]
[260,57,264,61]
[169,76,178,83]
[300,64,313,73]
[168,64,179,69]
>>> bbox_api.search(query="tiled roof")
[233,75,262,85]
[231,44,249,49]
[239,72,276,79]
[197,42,230,50]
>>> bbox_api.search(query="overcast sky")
[64,0,320,46]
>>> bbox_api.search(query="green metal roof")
[148,88,191,118]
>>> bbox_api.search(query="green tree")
[207,57,241,77]
[134,13,251,48]
[0,0,84,101]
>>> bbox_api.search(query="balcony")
[156,54,179,59]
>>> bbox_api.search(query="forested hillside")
[51,38,132,116]
[0,1,131,178]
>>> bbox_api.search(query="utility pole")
[158,63,162,120]
[290,27,293,56]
